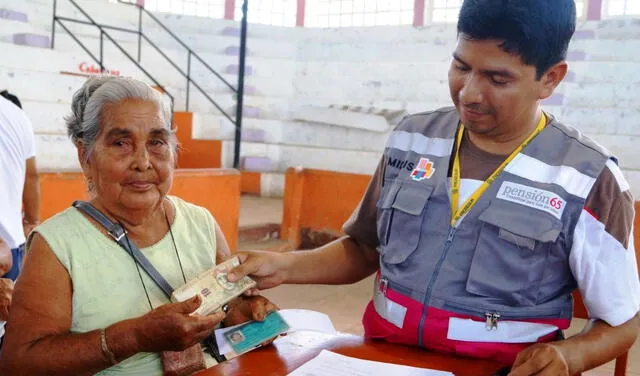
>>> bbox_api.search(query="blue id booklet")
[223,311,290,354]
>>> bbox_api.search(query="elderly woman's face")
[82,99,174,211]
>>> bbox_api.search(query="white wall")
[0,0,639,197]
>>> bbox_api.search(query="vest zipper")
[417,225,457,347]
[485,312,501,330]
[443,301,563,321]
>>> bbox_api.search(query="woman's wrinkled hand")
[0,278,14,321]
[223,295,281,347]
[223,295,279,327]
[134,295,225,353]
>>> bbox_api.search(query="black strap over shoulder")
[72,200,174,298]
[71,200,226,363]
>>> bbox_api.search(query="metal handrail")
[51,0,174,114]
[118,1,237,93]
[51,0,249,168]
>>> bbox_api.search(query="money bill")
[171,257,256,316]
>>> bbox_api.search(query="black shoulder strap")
[72,200,227,363]
[72,200,174,299]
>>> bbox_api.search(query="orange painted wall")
[281,168,372,244]
[172,169,241,251]
[173,112,222,169]
[39,169,241,251]
[240,171,261,195]
[40,171,90,221]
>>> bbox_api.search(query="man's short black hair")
[457,0,576,79]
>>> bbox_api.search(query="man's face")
[448,35,548,138]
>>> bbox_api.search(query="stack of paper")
[288,350,454,376]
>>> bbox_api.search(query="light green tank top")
[34,196,218,375]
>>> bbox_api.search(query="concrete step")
[220,140,383,175]
[570,38,640,62]
[2,0,300,42]
[1,5,298,61]
[21,101,72,134]
[0,41,293,100]
[0,66,94,106]
[169,88,288,117]
[241,156,274,171]
[0,8,28,22]
[567,61,640,84]
[47,29,297,78]
[193,114,391,152]
[33,133,79,170]
[0,17,47,40]
[0,65,237,112]
[554,82,640,109]
[11,32,49,48]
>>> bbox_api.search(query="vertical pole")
[233,0,248,169]
[186,51,191,111]
[413,0,425,27]
[296,0,306,27]
[99,30,105,72]
[51,0,57,49]
[137,6,143,62]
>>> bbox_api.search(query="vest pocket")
[466,201,562,306]
[377,182,432,264]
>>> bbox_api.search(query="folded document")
[288,350,454,376]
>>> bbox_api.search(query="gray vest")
[376,107,611,331]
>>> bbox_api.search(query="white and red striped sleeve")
[570,160,640,326]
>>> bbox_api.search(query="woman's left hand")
[223,295,279,326]
[222,295,281,347]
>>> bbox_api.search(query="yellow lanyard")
[450,113,547,226]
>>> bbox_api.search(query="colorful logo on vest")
[410,157,435,181]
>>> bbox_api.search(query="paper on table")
[215,309,337,355]
[287,350,454,376]
[275,309,336,334]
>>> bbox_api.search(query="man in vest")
[228,0,640,374]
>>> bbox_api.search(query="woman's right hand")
[133,295,224,353]
[0,278,14,321]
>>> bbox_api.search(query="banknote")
[171,257,256,316]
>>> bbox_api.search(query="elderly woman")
[0,76,277,375]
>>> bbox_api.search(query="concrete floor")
[238,195,640,375]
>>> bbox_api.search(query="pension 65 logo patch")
[497,181,565,219]
[410,157,435,181]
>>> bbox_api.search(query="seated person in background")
[0,76,277,375]
[228,1,640,375]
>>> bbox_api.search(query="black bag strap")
[72,200,226,362]
[72,200,175,298]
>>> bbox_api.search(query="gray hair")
[65,76,175,159]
